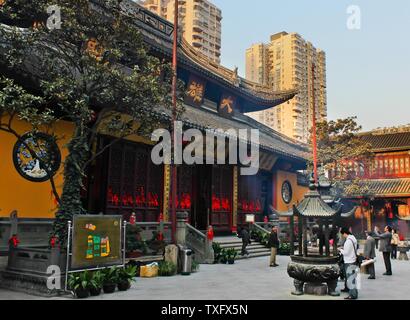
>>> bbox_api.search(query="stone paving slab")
[0,251,409,300]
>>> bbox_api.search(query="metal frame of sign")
[64,216,127,293]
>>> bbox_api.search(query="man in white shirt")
[339,227,358,300]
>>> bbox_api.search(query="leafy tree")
[310,117,374,197]
[0,0,184,245]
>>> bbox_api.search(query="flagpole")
[171,0,179,244]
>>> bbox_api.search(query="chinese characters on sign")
[219,93,236,118]
[185,76,206,107]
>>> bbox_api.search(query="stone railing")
[131,221,172,244]
[175,212,213,264]
[185,223,214,264]
[0,212,53,254]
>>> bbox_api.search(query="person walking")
[268,226,280,267]
[339,227,359,300]
[391,229,399,260]
[240,227,251,257]
[379,225,393,275]
[364,230,376,279]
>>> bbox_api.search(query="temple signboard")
[185,75,206,107]
[71,215,123,270]
[219,93,236,118]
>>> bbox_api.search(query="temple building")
[338,125,410,237]
[0,0,309,249]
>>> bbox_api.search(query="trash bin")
[178,245,193,275]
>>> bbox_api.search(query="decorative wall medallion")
[13,132,61,182]
[281,180,293,204]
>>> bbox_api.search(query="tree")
[310,117,374,197]
[0,0,184,245]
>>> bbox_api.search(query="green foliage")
[158,261,176,277]
[0,0,184,246]
[67,270,92,291]
[191,260,199,273]
[212,242,224,264]
[126,224,148,254]
[102,267,119,285]
[89,270,104,289]
[225,248,237,261]
[117,265,137,284]
[278,242,291,256]
[311,117,374,197]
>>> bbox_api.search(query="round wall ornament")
[13,132,61,182]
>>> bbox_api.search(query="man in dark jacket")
[364,230,376,279]
[379,225,393,276]
[268,226,280,267]
[240,227,251,257]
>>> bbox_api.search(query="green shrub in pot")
[89,271,103,296]
[102,267,119,294]
[158,261,177,276]
[117,265,137,291]
[225,248,238,264]
[67,271,91,299]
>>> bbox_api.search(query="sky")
[211,0,410,132]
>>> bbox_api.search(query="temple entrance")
[191,165,212,231]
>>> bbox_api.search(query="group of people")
[339,225,398,300]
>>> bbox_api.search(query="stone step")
[219,243,266,250]
[236,251,271,260]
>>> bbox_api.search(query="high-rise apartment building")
[246,32,327,143]
[141,0,222,64]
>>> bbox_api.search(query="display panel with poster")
[71,215,124,270]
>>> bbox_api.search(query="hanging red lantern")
[129,212,136,225]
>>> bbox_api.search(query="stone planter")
[287,255,340,296]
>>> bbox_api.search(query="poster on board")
[71,215,123,270]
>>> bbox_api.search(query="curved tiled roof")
[294,188,341,217]
[348,178,410,197]
[359,129,410,152]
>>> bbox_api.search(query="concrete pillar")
[176,211,189,246]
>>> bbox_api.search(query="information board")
[71,215,123,270]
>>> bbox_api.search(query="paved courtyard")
[1,251,409,300]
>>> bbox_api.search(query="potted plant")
[89,271,103,296]
[225,248,237,264]
[126,224,148,258]
[218,248,228,264]
[212,242,222,264]
[102,267,118,294]
[278,242,291,256]
[147,231,166,255]
[117,265,137,291]
[158,261,177,277]
[67,271,91,299]
[191,260,200,273]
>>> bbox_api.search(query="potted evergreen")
[67,271,92,299]
[117,265,137,291]
[89,271,103,296]
[158,261,177,277]
[225,248,238,264]
[102,267,119,294]
[191,260,200,273]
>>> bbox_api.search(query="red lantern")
[50,235,58,248]
[207,226,214,241]
[129,213,136,225]
[8,234,19,248]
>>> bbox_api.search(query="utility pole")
[171,0,179,244]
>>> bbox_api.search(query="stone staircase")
[214,236,271,260]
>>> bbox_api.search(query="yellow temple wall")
[0,118,74,218]
[275,170,308,212]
